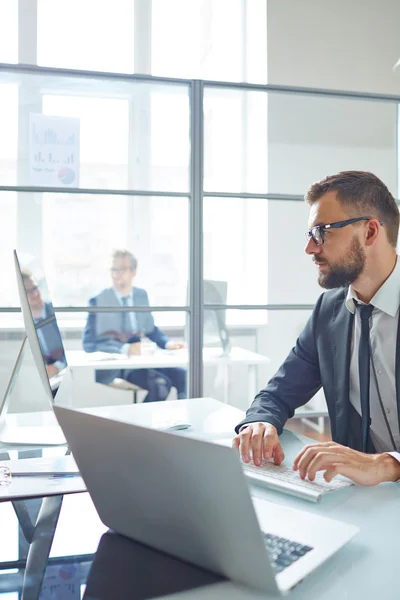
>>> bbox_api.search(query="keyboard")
[242,460,353,502]
[264,533,313,573]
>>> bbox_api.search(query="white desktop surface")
[2,399,396,599]
[147,407,398,600]
[82,397,244,441]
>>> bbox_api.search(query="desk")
[67,347,269,403]
[0,399,398,599]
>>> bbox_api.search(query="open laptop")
[53,405,359,595]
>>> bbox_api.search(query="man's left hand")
[166,342,185,350]
[293,441,400,486]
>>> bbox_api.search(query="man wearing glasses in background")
[233,171,400,486]
[82,249,186,402]
[22,270,67,380]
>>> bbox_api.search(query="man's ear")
[132,269,137,277]
[365,219,380,246]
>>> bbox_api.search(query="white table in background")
[66,347,269,403]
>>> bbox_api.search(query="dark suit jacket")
[82,287,169,384]
[35,302,67,369]
[236,288,400,453]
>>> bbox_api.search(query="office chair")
[106,378,144,404]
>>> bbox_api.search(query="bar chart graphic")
[29,113,80,187]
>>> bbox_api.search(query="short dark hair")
[112,249,138,271]
[305,171,400,247]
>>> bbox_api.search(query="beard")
[315,236,366,289]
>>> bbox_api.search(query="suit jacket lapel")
[331,292,354,446]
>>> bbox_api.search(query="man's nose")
[305,236,321,255]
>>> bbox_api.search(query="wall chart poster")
[29,113,80,187]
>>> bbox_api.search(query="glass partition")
[0,71,190,192]
[0,192,189,308]
[203,197,268,306]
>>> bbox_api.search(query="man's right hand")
[232,422,284,466]
[128,342,141,356]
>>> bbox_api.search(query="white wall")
[265,0,400,388]
[267,0,400,94]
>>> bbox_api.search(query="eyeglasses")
[305,217,383,246]
[110,267,132,274]
[26,285,39,296]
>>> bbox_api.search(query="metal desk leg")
[21,495,64,600]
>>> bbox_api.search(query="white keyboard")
[242,460,353,502]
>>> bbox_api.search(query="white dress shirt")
[345,256,400,463]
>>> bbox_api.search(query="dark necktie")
[356,301,374,452]
[121,296,130,332]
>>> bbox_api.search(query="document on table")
[2,455,79,475]
[0,456,86,501]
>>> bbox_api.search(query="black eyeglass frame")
[305,217,384,246]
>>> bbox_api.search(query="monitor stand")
[0,336,66,446]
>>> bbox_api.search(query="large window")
[0,1,18,63]
[204,88,268,193]
[37,0,135,72]
[152,0,267,83]
[203,197,268,307]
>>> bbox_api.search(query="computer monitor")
[0,251,70,445]
[203,280,230,355]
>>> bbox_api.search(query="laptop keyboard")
[264,533,313,573]
[243,460,352,499]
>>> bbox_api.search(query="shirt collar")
[113,288,132,303]
[345,256,400,317]
[33,306,46,322]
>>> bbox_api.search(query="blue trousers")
[123,367,187,402]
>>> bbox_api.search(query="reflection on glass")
[20,266,67,396]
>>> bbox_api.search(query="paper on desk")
[0,472,86,501]
[1,455,79,475]
[85,351,121,361]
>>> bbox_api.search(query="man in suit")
[233,171,400,486]
[82,249,186,402]
[22,270,67,379]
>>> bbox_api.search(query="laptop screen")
[14,251,68,400]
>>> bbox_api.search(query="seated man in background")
[22,269,67,379]
[82,249,186,402]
